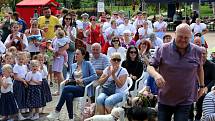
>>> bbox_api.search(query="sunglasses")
[112,39,119,42]
[129,51,137,54]
[112,58,121,62]
[65,18,71,20]
[91,19,96,21]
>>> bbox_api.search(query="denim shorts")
[96,92,124,107]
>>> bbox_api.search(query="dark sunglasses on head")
[112,58,121,62]
[65,18,71,20]
[129,51,137,54]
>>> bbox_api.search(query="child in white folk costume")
[25,60,43,120]
[12,52,28,120]
[37,54,52,113]
[0,64,18,121]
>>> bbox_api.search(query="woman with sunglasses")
[85,16,104,52]
[121,46,143,91]
[107,36,126,61]
[62,13,76,71]
[95,52,128,114]
[62,13,76,41]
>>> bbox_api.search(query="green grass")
[200,5,213,17]
[73,3,214,19]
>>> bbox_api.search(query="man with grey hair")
[147,23,204,121]
[90,43,110,77]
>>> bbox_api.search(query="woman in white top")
[104,20,120,43]
[4,22,28,51]
[25,19,45,57]
[107,36,126,61]
[96,52,128,114]
[153,16,167,40]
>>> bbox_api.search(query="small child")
[37,53,52,112]
[7,46,17,56]
[0,64,18,121]
[13,52,28,120]
[25,60,43,120]
[53,28,69,64]
[3,52,15,66]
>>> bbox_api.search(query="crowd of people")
[0,6,214,121]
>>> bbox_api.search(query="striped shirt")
[90,54,110,77]
[202,91,215,121]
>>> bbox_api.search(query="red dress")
[86,24,103,45]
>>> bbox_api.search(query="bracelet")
[199,85,205,88]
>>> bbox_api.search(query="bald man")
[90,43,110,77]
[147,23,204,121]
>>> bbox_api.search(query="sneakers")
[31,113,39,120]
[18,113,26,121]
[47,111,60,120]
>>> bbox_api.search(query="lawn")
[200,5,213,17]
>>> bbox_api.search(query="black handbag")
[102,68,122,96]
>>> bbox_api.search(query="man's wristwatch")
[199,85,205,88]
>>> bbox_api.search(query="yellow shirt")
[38,16,59,39]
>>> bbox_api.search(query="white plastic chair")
[130,71,149,98]
[60,81,95,120]
[95,77,133,107]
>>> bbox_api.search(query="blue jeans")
[96,92,123,108]
[56,85,84,119]
[67,51,74,71]
[158,103,191,121]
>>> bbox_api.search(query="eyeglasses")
[129,51,137,54]
[112,58,121,62]
[65,18,72,20]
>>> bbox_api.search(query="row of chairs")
[58,71,149,120]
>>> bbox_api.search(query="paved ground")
[1,32,215,121]
[22,83,69,121]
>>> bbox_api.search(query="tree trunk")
[192,2,200,14]
[213,2,215,16]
